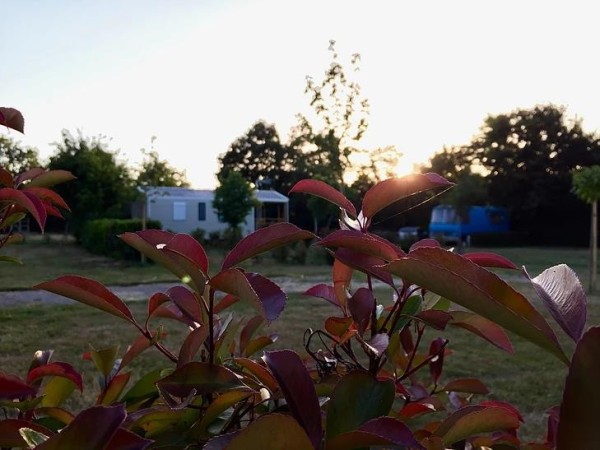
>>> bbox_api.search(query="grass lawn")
[0,235,597,443]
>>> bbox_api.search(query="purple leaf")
[222,222,316,269]
[556,326,600,449]
[409,238,441,252]
[0,107,24,133]
[443,378,489,395]
[326,416,424,450]
[334,248,394,286]
[526,264,587,342]
[167,285,203,324]
[348,287,374,336]
[0,420,54,448]
[239,315,265,354]
[164,233,209,274]
[0,187,46,230]
[428,337,446,385]
[35,404,128,450]
[263,350,323,450]
[178,326,209,366]
[361,173,454,220]
[289,179,357,218]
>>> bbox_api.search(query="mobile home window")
[173,201,186,221]
[198,202,206,221]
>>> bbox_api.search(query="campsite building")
[135,186,289,236]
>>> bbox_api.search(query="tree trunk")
[590,200,597,293]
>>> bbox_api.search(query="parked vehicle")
[428,204,509,245]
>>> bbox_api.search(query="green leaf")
[208,413,314,450]
[121,369,163,406]
[40,377,76,408]
[156,362,245,398]
[0,254,23,264]
[25,170,76,188]
[556,326,600,449]
[325,370,395,441]
[392,295,422,333]
[89,345,120,379]
[198,388,254,436]
[34,275,135,323]
[385,247,567,363]
[20,427,49,448]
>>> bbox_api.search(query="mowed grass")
[0,236,597,442]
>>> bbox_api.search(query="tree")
[572,165,600,292]
[135,137,189,188]
[0,135,40,173]
[47,129,136,238]
[295,39,370,191]
[217,121,303,194]
[429,104,600,244]
[212,171,258,241]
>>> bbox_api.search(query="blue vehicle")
[428,204,509,244]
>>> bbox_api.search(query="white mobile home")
[137,186,289,236]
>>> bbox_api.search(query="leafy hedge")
[80,218,162,260]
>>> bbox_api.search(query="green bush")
[80,218,162,260]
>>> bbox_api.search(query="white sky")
[3,0,600,189]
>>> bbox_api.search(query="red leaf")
[119,334,159,371]
[211,269,286,323]
[26,362,83,392]
[398,402,437,420]
[98,372,132,405]
[556,326,600,449]
[0,372,37,399]
[303,283,341,309]
[214,293,239,313]
[35,404,127,450]
[0,167,13,187]
[317,230,401,262]
[233,357,279,393]
[385,247,567,363]
[450,310,514,354]
[289,179,357,218]
[0,107,24,133]
[167,285,203,324]
[333,259,353,310]
[526,264,587,342]
[222,222,316,270]
[433,405,521,445]
[147,292,170,319]
[239,315,265,354]
[479,400,524,422]
[335,248,395,286]
[106,428,153,450]
[0,187,46,229]
[463,252,518,270]
[410,238,441,252]
[348,287,374,335]
[325,316,353,337]
[164,233,209,275]
[361,173,453,220]
[428,337,446,384]
[34,275,135,323]
[178,325,209,366]
[15,167,45,185]
[416,310,452,330]
[263,350,323,449]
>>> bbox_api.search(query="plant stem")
[208,288,215,365]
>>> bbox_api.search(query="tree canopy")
[47,130,136,238]
[422,104,600,244]
[135,138,189,188]
[212,171,258,233]
[0,135,40,174]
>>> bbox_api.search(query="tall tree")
[427,104,600,244]
[0,135,40,173]
[47,130,136,238]
[212,171,258,241]
[217,120,303,194]
[572,165,600,292]
[295,40,370,191]
[135,137,189,188]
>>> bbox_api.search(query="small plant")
[0,110,598,449]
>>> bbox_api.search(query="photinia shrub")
[1,109,597,449]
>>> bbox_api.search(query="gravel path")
[0,277,331,308]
